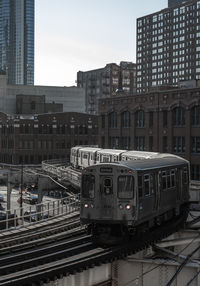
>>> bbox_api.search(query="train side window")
[167,170,171,189]
[113,156,118,162]
[118,176,134,199]
[150,174,155,194]
[162,171,167,191]
[144,174,150,196]
[171,170,176,187]
[103,156,109,163]
[82,175,95,199]
[138,175,143,197]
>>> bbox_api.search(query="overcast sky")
[35,0,168,87]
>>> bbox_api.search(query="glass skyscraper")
[0,0,34,85]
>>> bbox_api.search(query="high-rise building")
[136,0,200,93]
[0,0,34,85]
[77,62,136,115]
[168,0,189,8]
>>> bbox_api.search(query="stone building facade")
[0,112,98,165]
[98,87,200,180]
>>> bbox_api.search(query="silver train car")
[70,146,180,169]
[80,155,190,244]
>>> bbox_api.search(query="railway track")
[0,205,189,286]
[0,212,81,250]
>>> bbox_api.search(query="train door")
[99,176,114,219]
[138,173,157,220]
[176,168,182,201]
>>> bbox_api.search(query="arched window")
[109,112,118,128]
[135,110,145,128]
[191,106,200,126]
[121,111,131,128]
[173,107,185,126]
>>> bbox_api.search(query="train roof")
[79,147,102,153]
[121,150,159,158]
[97,149,126,155]
[121,157,188,170]
[121,151,179,160]
[86,157,188,171]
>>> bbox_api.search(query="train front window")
[82,175,95,199]
[100,177,113,195]
[118,176,134,199]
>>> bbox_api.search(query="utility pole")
[7,169,12,214]
[20,164,23,217]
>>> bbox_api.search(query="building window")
[163,110,168,127]
[191,137,200,153]
[163,136,168,153]
[149,136,153,151]
[121,111,131,128]
[31,101,36,110]
[191,165,200,181]
[149,112,154,128]
[191,106,200,126]
[135,110,145,128]
[173,136,185,154]
[109,137,119,149]
[121,136,130,150]
[101,115,105,129]
[109,112,118,128]
[173,107,185,126]
[135,136,145,151]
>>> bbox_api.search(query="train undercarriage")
[88,204,189,246]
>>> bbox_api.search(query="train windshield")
[118,176,134,199]
[82,175,95,199]
[100,176,113,195]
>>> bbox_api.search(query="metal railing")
[0,193,80,232]
[42,159,81,188]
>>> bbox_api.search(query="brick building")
[98,86,200,180]
[77,62,136,115]
[0,112,98,165]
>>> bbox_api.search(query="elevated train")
[70,146,180,169]
[80,152,190,244]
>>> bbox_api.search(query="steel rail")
[0,204,188,286]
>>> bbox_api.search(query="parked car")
[24,211,49,222]
[24,211,37,222]
[23,195,38,205]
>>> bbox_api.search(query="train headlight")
[126,204,131,210]
[84,203,89,208]
[119,204,123,210]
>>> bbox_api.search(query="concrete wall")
[43,264,111,286]
[0,75,86,114]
